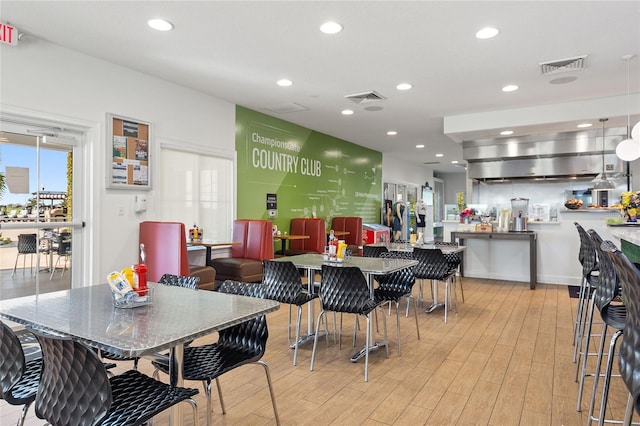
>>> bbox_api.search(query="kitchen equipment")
[591,188,610,207]
[513,212,527,232]
[511,198,529,232]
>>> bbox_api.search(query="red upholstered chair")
[211,219,274,283]
[139,221,216,290]
[331,216,363,255]
[287,218,326,255]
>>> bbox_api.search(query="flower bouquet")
[459,208,476,224]
[617,191,640,222]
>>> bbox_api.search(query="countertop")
[608,225,640,247]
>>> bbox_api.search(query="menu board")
[107,113,152,189]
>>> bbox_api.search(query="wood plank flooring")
[2,277,633,425]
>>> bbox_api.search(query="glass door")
[0,130,81,300]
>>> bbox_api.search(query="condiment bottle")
[329,230,338,260]
[107,271,136,300]
[120,267,134,288]
[133,264,147,295]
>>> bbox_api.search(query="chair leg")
[12,253,20,277]
[287,305,293,341]
[395,301,401,355]
[293,306,302,366]
[310,310,325,371]
[412,296,421,341]
[203,379,213,426]
[444,279,449,323]
[575,292,596,383]
[364,313,370,382]
[595,330,623,426]
[215,377,225,414]
[457,269,465,303]
[255,360,281,426]
[183,398,200,426]
[18,401,33,426]
[577,297,598,412]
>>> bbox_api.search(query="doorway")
[0,125,83,300]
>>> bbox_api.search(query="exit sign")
[0,22,18,46]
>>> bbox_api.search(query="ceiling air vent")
[423,161,440,165]
[344,91,386,104]
[539,55,588,75]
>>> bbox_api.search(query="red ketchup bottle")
[133,264,147,296]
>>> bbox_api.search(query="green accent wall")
[236,106,382,233]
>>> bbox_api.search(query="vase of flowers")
[460,208,475,224]
[618,191,640,222]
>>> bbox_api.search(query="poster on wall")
[107,113,152,189]
[235,106,382,232]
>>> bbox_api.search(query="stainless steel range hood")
[463,127,626,181]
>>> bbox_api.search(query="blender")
[511,197,529,232]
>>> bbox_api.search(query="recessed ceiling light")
[500,130,514,136]
[451,160,459,164]
[502,84,519,92]
[577,123,593,128]
[435,153,444,157]
[416,144,424,149]
[320,21,343,34]
[386,130,397,136]
[148,18,174,31]
[476,27,500,39]
[277,79,293,87]
[396,83,413,91]
[341,109,354,116]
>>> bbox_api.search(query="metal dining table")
[274,253,417,362]
[0,283,279,426]
[370,242,467,313]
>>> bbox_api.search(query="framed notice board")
[107,113,152,189]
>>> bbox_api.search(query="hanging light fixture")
[593,118,616,190]
[615,54,640,162]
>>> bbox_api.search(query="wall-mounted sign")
[266,193,277,210]
[0,22,18,46]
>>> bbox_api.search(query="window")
[160,147,234,241]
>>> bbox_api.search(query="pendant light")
[615,54,640,162]
[593,118,616,190]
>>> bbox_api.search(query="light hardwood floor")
[2,278,633,425]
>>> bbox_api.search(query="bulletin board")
[107,113,152,189]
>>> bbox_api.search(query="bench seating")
[139,221,216,291]
[331,216,363,255]
[211,219,273,284]
[286,218,326,256]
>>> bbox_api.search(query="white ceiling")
[2,1,639,173]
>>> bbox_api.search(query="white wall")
[1,38,235,285]
[436,172,467,205]
[382,154,433,188]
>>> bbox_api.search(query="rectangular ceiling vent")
[423,161,440,165]
[539,55,588,75]
[263,103,308,114]
[344,91,386,104]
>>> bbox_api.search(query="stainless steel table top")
[0,283,280,357]
[273,253,418,274]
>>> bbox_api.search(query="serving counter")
[451,231,537,289]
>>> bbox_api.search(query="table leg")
[530,235,537,290]
[205,246,212,266]
[281,240,286,256]
[425,279,444,313]
[168,343,185,426]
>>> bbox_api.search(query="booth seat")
[331,216,363,255]
[286,218,326,256]
[210,219,274,284]
[139,221,216,291]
